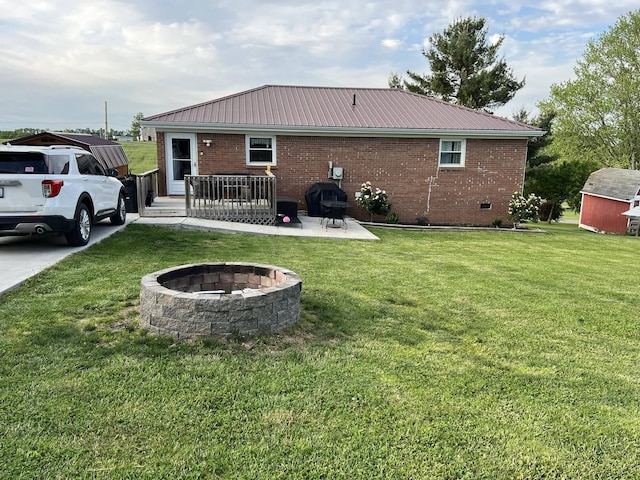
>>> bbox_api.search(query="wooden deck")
[134,172,277,226]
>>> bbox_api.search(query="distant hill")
[119,142,157,174]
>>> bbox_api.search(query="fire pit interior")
[140,262,302,338]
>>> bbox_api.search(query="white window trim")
[245,135,276,166]
[438,138,466,167]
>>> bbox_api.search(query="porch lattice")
[185,174,277,225]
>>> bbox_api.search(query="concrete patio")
[137,196,379,241]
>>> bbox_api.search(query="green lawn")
[1,224,638,478]
[120,141,158,174]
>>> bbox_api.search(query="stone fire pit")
[140,262,302,339]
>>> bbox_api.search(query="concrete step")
[140,207,186,217]
[139,197,187,217]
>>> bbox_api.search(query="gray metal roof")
[581,168,640,201]
[143,85,544,138]
[48,132,122,146]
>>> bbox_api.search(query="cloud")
[381,39,403,50]
[0,0,637,129]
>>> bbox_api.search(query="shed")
[5,131,130,176]
[579,168,640,234]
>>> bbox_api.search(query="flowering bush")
[508,191,541,226]
[356,181,390,217]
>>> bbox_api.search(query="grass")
[560,203,580,222]
[1,223,639,478]
[120,141,158,174]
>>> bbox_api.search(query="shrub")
[415,216,430,226]
[538,201,563,222]
[356,181,390,218]
[508,192,541,226]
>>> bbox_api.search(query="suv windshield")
[0,152,49,174]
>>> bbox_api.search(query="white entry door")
[166,133,198,195]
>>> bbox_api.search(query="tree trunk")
[547,203,555,223]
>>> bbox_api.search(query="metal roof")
[47,132,122,146]
[581,168,640,201]
[142,85,544,138]
[4,131,129,169]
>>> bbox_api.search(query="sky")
[0,0,637,132]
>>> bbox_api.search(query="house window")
[439,139,465,167]
[246,136,276,165]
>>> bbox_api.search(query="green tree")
[541,10,640,170]
[388,72,404,89]
[525,159,600,219]
[390,17,525,112]
[514,108,557,168]
[130,112,144,140]
[517,109,599,218]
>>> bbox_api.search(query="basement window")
[246,136,276,166]
[480,203,492,209]
[439,139,465,167]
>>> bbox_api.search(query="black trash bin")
[119,175,138,213]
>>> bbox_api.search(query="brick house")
[141,85,543,225]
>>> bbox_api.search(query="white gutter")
[140,121,545,139]
[579,191,636,203]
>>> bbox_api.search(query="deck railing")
[185,174,277,225]
[135,168,159,215]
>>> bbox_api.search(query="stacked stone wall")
[140,263,302,339]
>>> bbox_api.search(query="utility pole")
[104,101,108,140]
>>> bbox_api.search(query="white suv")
[0,145,126,246]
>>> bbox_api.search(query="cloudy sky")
[0,0,637,132]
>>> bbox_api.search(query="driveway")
[0,215,137,296]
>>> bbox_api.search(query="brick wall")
[157,132,528,226]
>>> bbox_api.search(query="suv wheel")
[110,192,126,225]
[66,203,92,246]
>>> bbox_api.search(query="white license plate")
[0,187,3,198]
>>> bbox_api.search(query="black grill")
[304,182,347,217]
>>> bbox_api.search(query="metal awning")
[621,206,640,217]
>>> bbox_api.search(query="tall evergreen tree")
[390,17,525,112]
[515,109,557,169]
